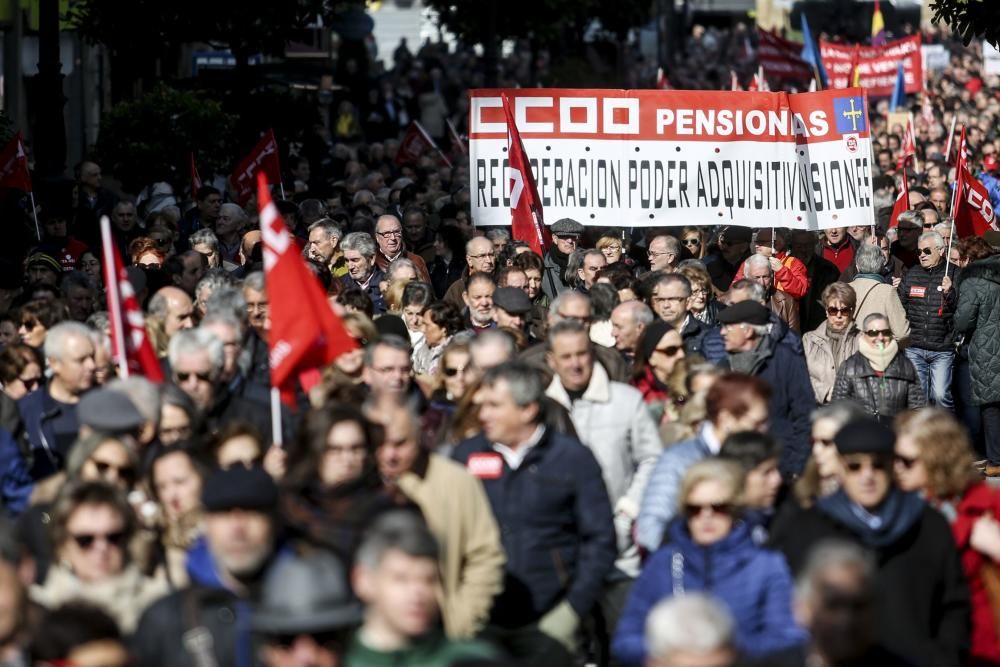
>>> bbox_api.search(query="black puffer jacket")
[898,260,957,351]
[831,350,926,421]
[954,254,1000,405]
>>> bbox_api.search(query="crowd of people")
[0,16,999,667]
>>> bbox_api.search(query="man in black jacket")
[898,230,956,411]
[769,419,970,667]
[452,361,616,667]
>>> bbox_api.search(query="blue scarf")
[817,488,925,548]
[855,272,886,284]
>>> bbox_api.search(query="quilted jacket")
[831,350,926,421]
[954,254,1000,404]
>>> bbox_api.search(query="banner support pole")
[270,386,283,448]
[28,191,40,241]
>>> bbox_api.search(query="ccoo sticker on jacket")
[467,453,504,479]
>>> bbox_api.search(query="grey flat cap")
[550,218,584,236]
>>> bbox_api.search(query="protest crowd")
[2,12,1000,667]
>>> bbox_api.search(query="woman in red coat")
[895,407,1000,666]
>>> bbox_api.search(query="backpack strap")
[181,588,219,667]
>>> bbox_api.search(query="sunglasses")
[654,345,683,357]
[92,460,135,483]
[894,453,920,469]
[843,458,891,474]
[864,328,893,338]
[19,375,41,391]
[20,319,39,329]
[826,307,851,316]
[554,234,578,242]
[922,224,936,230]
[175,371,212,383]
[443,365,467,377]
[270,629,348,649]
[918,247,937,256]
[682,239,701,246]
[684,502,733,518]
[71,530,126,550]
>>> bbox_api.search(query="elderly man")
[639,595,740,667]
[340,232,386,314]
[576,250,607,294]
[898,230,956,411]
[361,335,423,407]
[770,420,969,667]
[242,271,270,339]
[18,322,96,479]
[545,320,661,635]
[306,218,346,277]
[610,301,654,366]
[61,272,97,322]
[401,206,436,266]
[742,254,800,333]
[214,203,246,264]
[718,300,814,476]
[453,362,616,667]
[148,286,195,345]
[444,236,497,308]
[493,286,532,332]
[542,218,583,299]
[849,244,911,342]
[733,229,809,300]
[373,214,431,282]
[464,272,497,332]
[650,273,724,362]
[647,235,680,272]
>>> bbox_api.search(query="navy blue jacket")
[613,521,804,666]
[452,428,616,626]
[16,388,78,481]
[340,268,387,314]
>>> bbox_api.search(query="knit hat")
[636,320,673,365]
[834,419,895,456]
[25,252,62,276]
[202,465,278,513]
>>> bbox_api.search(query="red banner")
[230,129,281,205]
[821,35,923,97]
[757,30,812,82]
[501,94,551,256]
[395,121,451,167]
[0,132,32,192]
[953,128,997,237]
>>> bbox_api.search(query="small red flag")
[100,216,164,382]
[656,67,671,90]
[256,172,358,406]
[889,172,910,228]
[231,129,282,205]
[0,132,32,192]
[395,121,451,168]
[895,119,916,170]
[952,127,998,237]
[501,94,551,257]
[189,152,203,197]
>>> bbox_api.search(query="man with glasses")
[542,218,584,300]
[361,335,426,412]
[770,419,970,667]
[444,236,497,308]
[649,273,724,362]
[373,214,431,282]
[733,228,808,300]
[898,230,956,411]
[647,235,679,273]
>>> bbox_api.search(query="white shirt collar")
[700,421,722,454]
[492,425,545,470]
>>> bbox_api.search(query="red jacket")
[733,251,810,300]
[946,482,1000,664]
[822,238,856,273]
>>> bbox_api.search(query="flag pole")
[944,115,957,164]
[28,191,40,241]
[99,215,130,379]
[270,386,283,447]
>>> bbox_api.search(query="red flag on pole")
[952,127,998,237]
[656,67,671,90]
[889,172,910,228]
[501,94,551,257]
[257,172,358,406]
[189,153,203,198]
[230,129,281,205]
[895,119,916,170]
[395,121,451,168]
[0,132,32,191]
[100,216,164,382]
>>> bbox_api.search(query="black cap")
[834,419,895,456]
[637,320,673,364]
[374,314,409,340]
[717,300,770,326]
[492,287,531,315]
[78,389,146,433]
[721,226,752,244]
[202,465,278,513]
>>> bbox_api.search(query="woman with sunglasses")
[803,282,860,404]
[0,343,43,401]
[613,459,804,666]
[16,300,66,350]
[832,312,925,422]
[32,480,166,633]
[631,320,689,429]
[423,339,472,452]
[893,408,1000,666]
[681,227,708,259]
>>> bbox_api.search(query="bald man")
[149,286,195,339]
[444,236,497,308]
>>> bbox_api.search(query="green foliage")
[930,0,1000,48]
[96,86,237,193]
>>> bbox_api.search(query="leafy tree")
[930,0,1000,48]
[95,86,237,193]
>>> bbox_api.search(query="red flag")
[395,121,451,168]
[756,29,812,83]
[889,172,910,228]
[895,119,916,170]
[100,216,164,382]
[0,132,32,191]
[189,153,202,197]
[256,172,357,405]
[952,127,998,237]
[446,119,466,157]
[230,129,281,205]
[501,94,551,257]
[655,67,671,90]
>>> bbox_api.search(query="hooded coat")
[954,254,1000,404]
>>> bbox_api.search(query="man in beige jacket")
[367,400,506,638]
[848,244,911,344]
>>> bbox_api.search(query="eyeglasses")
[922,223,936,230]
[18,375,41,391]
[918,247,937,256]
[602,244,622,252]
[20,319,38,329]
[70,530,127,550]
[682,239,701,247]
[92,460,135,483]
[654,345,683,357]
[270,630,347,650]
[843,458,891,474]
[554,234,578,242]
[468,252,496,260]
[684,502,733,518]
[826,307,851,316]
[864,328,893,338]
[690,288,709,297]
[443,365,467,377]
[377,229,403,238]
[648,250,674,258]
[175,371,213,383]
[894,453,920,469]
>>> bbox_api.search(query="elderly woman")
[281,406,393,561]
[631,320,689,427]
[894,408,1000,666]
[597,231,638,273]
[677,264,720,325]
[413,301,464,378]
[831,312,925,422]
[32,481,166,632]
[803,282,861,404]
[128,238,166,269]
[613,459,803,665]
